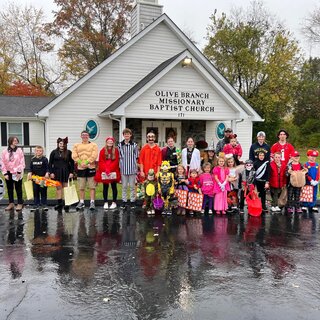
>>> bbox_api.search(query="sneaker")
[130,202,136,209]
[120,202,127,209]
[151,209,155,215]
[302,207,308,212]
[208,209,213,215]
[275,206,282,212]
[89,202,95,211]
[271,206,276,212]
[76,202,85,211]
[189,210,194,216]
[109,202,117,210]
[287,207,294,214]
[312,207,319,212]
[147,209,152,215]
[166,209,172,215]
[64,206,70,213]
[239,210,244,214]
[296,207,303,214]
[30,205,39,212]
[222,211,226,215]
[103,202,109,210]
[201,209,205,214]
[42,205,49,212]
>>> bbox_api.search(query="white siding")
[235,119,253,160]
[125,65,240,120]
[45,22,186,152]
[29,121,45,149]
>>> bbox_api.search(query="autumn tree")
[47,0,133,78]
[4,80,49,96]
[204,1,301,141]
[0,3,62,94]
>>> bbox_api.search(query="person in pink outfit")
[223,134,242,163]
[1,136,25,211]
[213,156,230,214]
[199,162,214,214]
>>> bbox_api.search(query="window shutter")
[23,122,30,146]
[1,122,7,146]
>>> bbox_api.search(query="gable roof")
[100,49,250,118]
[101,50,186,114]
[37,13,263,121]
[0,96,54,118]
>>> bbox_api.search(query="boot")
[16,204,23,211]
[54,199,63,210]
[5,203,14,211]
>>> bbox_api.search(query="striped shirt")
[118,140,139,175]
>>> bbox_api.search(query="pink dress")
[213,166,230,211]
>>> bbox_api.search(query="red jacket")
[269,161,287,188]
[95,147,121,184]
[223,143,242,158]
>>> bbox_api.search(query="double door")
[141,121,181,149]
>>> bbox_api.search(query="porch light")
[182,57,192,67]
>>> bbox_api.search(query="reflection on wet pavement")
[1,207,320,319]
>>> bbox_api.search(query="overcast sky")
[1,0,319,56]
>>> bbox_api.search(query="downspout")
[35,113,46,149]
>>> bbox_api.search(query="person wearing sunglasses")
[139,131,162,179]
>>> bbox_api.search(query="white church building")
[2,0,263,157]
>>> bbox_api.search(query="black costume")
[49,149,74,183]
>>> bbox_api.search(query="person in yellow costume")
[143,169,158,215]
[158,161,175,215]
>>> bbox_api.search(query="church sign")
[150,90,214,117]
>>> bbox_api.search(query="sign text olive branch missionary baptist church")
[149,91,214,117]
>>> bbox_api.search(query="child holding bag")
[95,137,121,210]
[28,146,50,211]
[213,156,230,215]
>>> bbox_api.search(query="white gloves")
[310,180,318,186]
[218,182,225,191]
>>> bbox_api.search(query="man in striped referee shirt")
[118,128,139,209]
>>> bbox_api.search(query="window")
[7,123,23,144]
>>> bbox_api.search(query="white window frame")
[7,122,24,145]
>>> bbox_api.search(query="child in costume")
[269,151,287,212]
[286,151,306,214]
[253,150,270,212]
[158,161,175,215]
[302,150,319,214]
[187,168,201,215]
[199,162,214,214]
[175,164,188,191]
[49,137,74,212]
[201,146,217,168]
[213,156,230,215]
[239,159,256,214]
[144,169,158,215]
[223,134,242,164]
[28,146,50,211]
[95,137,121,210]
[226,155,241,211]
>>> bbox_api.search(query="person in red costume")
[270,129,295,165]
[95,137,121,210]
[139,131,162,178]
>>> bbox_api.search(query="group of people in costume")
[0,127,318,216]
